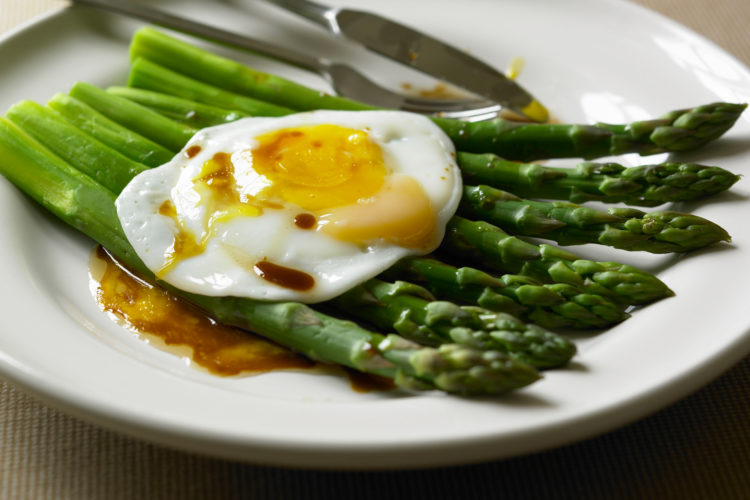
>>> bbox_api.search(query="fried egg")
[116,110,462,302]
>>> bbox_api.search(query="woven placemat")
[2,357,749,499]
[1,1,749,498]
[635,0,750,65]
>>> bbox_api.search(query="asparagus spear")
[436,102,747,160]
[331,279,576,369]
[46,93,174,168]
[443,216,674,305]
[128,28,747,160]
[128,57,295,118]
[101,84,740,255]
[86,85,672,305]
[5,100,147,194]
[457,152,740,206]
[70,86,625,331]
[69,82,195,152]
[109,85,743,234]
[51,87,628,330]
[44,85,574,366]
[128,27,375,112]
[108,86,249,128]
[460,184,731,253]
[0,113,539,395]
[384,257,629,330]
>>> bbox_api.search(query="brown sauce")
[91,246,313,376]
[344,368,396,393]
[185,145,202,158]
[293,213,317,229]
[90,246,392,391]
[253,260,315,291]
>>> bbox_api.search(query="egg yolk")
[158,124,439,278]
[249,124,437,249]
[249,124,387,211]
[317,174,438,251]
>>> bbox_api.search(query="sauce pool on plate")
[88,246,394,392]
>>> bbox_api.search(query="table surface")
[1,1,749,498]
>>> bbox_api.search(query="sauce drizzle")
[253,260,315,291]
[293,213,317,229]
[185,145,202,158]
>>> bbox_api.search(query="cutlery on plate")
[70,0,508,121]
[258,0,548,122]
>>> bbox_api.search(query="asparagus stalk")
[436,102,747,160]
[384,257,629,330]
[331,279,576,369]
[78,86,627,330]
[88,85,672,305]
[443,216,674,305]
[460,184,731,253]
[108,86,249,128]
[46,93,174,168]
[129,27,374,113]
[457,152,740,206]
[69,82,195,152]
[128,28,747,160]
[45,85,573,366]
[5,100,147,194]
[51,86,627,330]
[0,113,539,395]
[128,57,295,118]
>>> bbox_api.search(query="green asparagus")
[457,152,740,206]
[81,84,673,306]
[0,112,539,395]
[5,100,147,194]
[128,28,747,160]
[62,86,629,331]
[331,279,576,369]
[129,27,374,113]
[42,85,576,364]
[69,82,195,152]
[435,102,747,160]
[47,93,174,168]
[460,184,731,253]
[442,216,675,305]
[128,57,295,118]
[108,86,249,128]
[384,257,629,330]
[6,24,740,395]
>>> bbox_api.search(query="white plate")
[1,0,749,469]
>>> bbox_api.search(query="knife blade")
[261,0,548,122]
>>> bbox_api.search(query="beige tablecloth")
[1,1,749,498]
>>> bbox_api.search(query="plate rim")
[1,0,749,469]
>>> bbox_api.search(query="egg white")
[115,110,462,303]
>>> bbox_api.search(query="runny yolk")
[318,174,438,251]
[250,124,387,211]
[251,124,438,249]
[158,124,440,282]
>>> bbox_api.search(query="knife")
[260,0,549,122]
